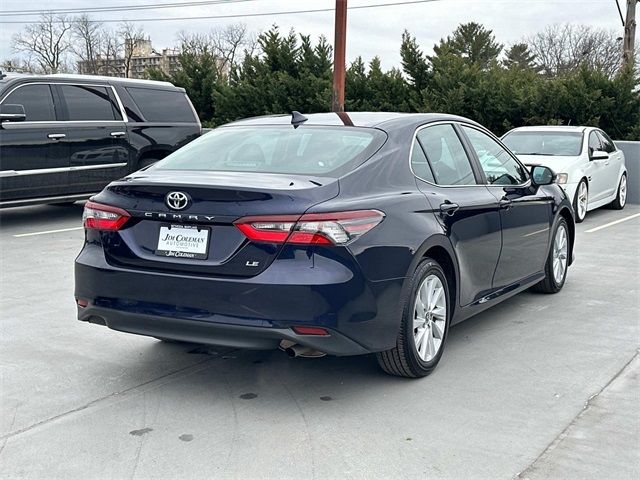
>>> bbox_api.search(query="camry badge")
[165,191,190,210]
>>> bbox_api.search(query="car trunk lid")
[93,170,339,277]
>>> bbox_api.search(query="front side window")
[596,131,616,153]
[153,126,386,177]
[463,126,528,185]
[2,84,56,121]
[416,124,476,185]
[588,131,602,155]
[60,85,120,121]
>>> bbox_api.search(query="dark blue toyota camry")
[75,112,575,377]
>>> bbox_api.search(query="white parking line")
[13,226,84,238]
[585,213,640,233]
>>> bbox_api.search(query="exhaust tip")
[279,340,326,359]
[285,347,298,358]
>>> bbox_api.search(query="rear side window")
[126,87,196,122]
[416,124,476,185]
[60,85,121,121]
[153,126,386,177]
[2,84,55,121]
[410,139,435,183]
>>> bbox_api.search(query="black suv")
[0,73,201,207]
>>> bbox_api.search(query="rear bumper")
[77,305,369,355]
[75,244,404,355]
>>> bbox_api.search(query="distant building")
[78,38,181,79]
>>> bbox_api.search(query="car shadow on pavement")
[0,202,85,231]
[131,290,531,402]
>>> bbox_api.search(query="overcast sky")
[0,0,628,70]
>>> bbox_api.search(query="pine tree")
[433,22,503,69]
[503,43,540,71]
[400,30,430,92]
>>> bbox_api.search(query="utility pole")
[331,0,347,112]
[622,0,637,71]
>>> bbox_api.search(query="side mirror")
[590,150,609,161]
[0,104,26,122]
[531,165,556,186]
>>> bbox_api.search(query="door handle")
[47,133,66,140]
[439,201,459,216]
[110,131,126,137]
[499,198,512,210]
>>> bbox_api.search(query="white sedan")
[501,126,627,222]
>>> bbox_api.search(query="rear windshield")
[152,125,387,176]
[502,131,583,156]
[126,87,196,122]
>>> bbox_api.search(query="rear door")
[460,125,552,288]
[411,122,502,307]
[0,83,68,202]
[57,83,130,194]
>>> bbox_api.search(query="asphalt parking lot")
[0,203,638,479]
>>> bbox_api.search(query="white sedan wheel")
[619,175,627,208]
[575,181,588,221]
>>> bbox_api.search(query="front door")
[460,125,553,288]
[586,130,611,203]
[596,130,623,199]
[411,123,502,307]
[56,84,130,194]
[0,83,69,203]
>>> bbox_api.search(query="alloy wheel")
[576,182,588,220]
[619,175,627,207]
[552,225,568,285]
[413,274,447,362]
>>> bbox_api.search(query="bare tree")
[71,14,103,74]
[99,28,124,76]
[211,24,256,73]
[177,23,255,76]
[527,24,623,78]
[12,13,73,74]
[0,57,37,73]
[119,22,146,78]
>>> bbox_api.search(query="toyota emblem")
[165,191,190,210]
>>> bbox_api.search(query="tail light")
[83,201,130,231]
[234,210,384,245]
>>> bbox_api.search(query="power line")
[615,0,626,25]
[0,0,611,24]
[0,0,259,17]
[0,0,446,24]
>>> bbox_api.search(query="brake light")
[234,210,384,245]
[83,201,131,231]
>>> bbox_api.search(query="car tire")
[609,174,627,210]
[573,180,588,223]
[376,257,451,378]
[531,217,569,294]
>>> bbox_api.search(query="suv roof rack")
[49,73,173,87]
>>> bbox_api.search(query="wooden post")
[622,0,637,71]
[331,0,347,112]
